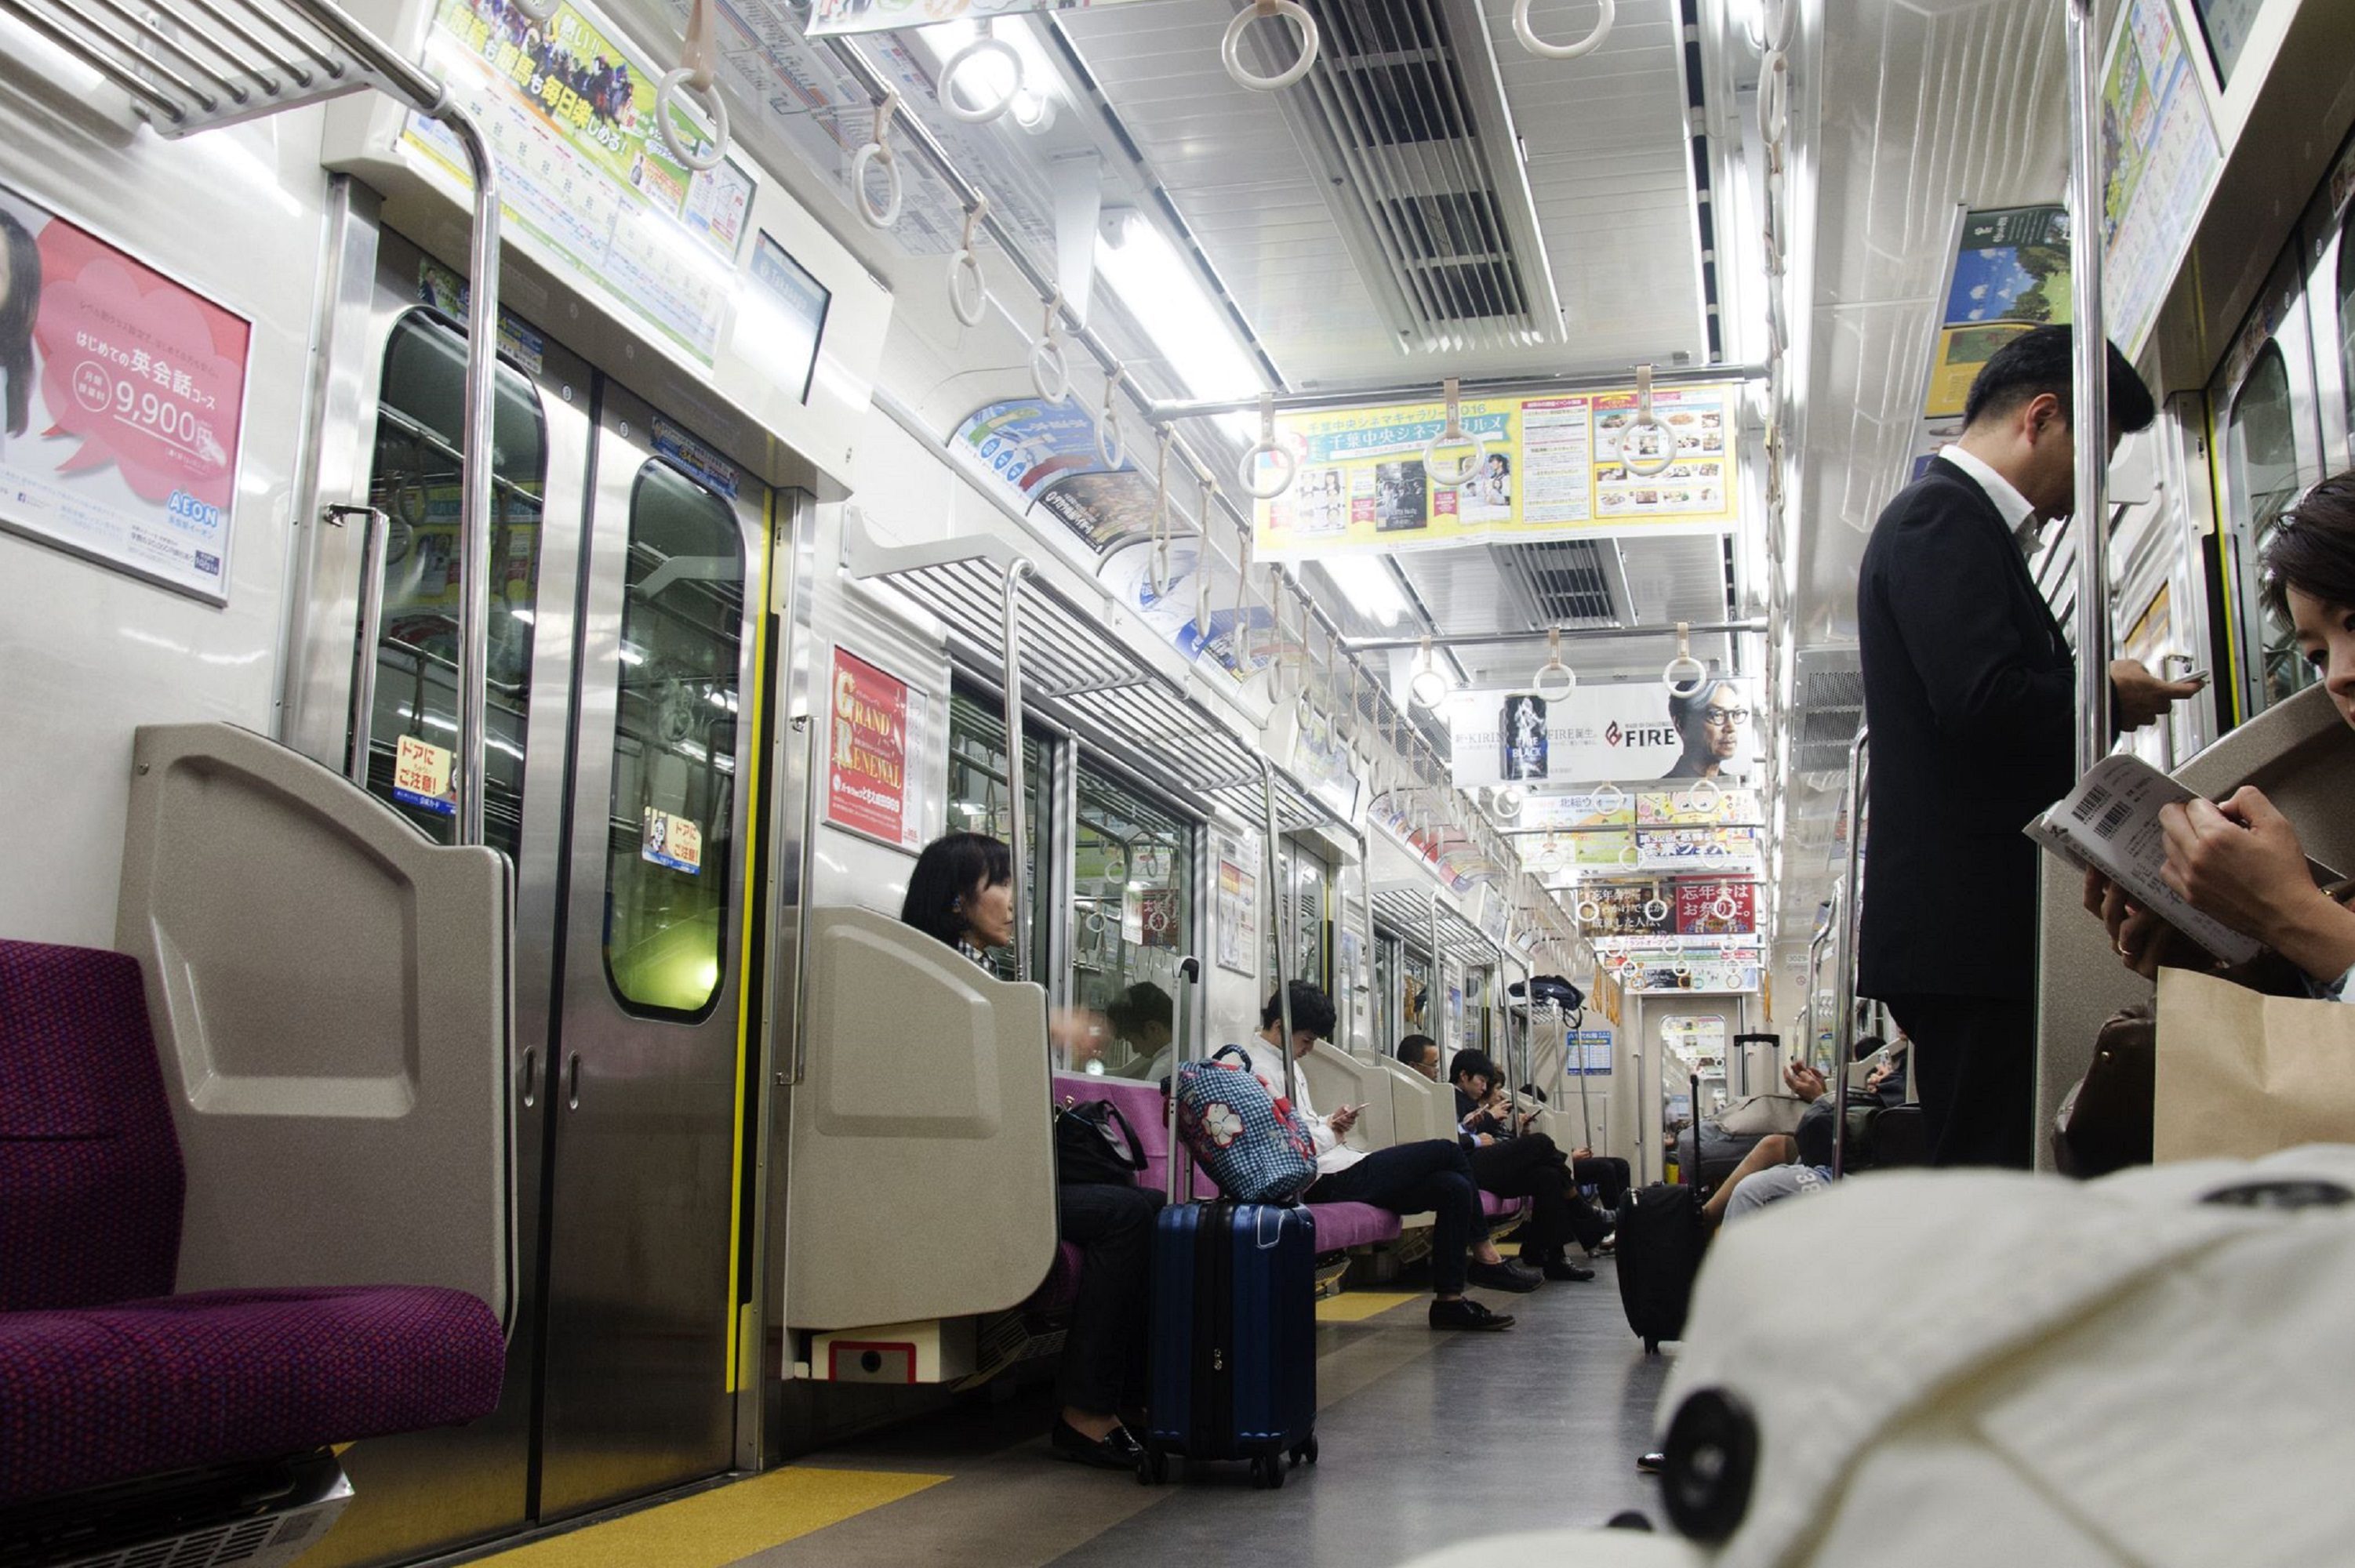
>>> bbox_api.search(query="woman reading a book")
[2087,473,2355,999]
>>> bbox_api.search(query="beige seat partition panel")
[1301,1048,1397,1155]
[785,907,1057,1330]
[2034,685,2355,1164]
[1382,1058,1448,1145]
[115,723,512,1320]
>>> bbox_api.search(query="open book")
[2024,754,2339,967]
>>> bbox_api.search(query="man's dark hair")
[1107,982,1173,1036]
[1853,1033,1885,1062]
[1450,1048,1501,1087]
[1395,1033,1439,1065]
[899,832,1012,949]
[1962,325,2156,435]
[2260,470,2355,622]
[1262,980,1337,1040]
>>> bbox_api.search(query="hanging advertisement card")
[403,0,755,368]
[1570,1029,1614,1076]
[1290,704,1364,820]
[1445,680,1756,789]
[809,0,1154,34]
[825,648,929,851]
[1215,833,1257,975]
[1570,881,1673,938]
[1098,535,1279,683]
[1675,880,1757,937]
[1251,380,1740,561]
[1908,205,2070,484]
[2099,0,2223,359]
[0,185,251,604]
[1637,827,1764,875]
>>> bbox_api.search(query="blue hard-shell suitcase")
[1140,1199,1318,1487]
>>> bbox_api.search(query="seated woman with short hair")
[901,832,1162,1471]
[2087,473,2355,996]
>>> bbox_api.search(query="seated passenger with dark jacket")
[1450,1051,1601,1281]
[903,832,1161,1471]
[1239,983,1532,1329]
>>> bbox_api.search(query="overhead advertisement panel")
[808,0,1152,36]
[1250,382,1742,561]
[1442,680,1757,789]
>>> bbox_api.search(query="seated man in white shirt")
[1239,982,1533,1330]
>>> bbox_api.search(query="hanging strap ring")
[659,68,731,173]
[948,195,990,327]
[851,93,903,230]
[1587,782,1626,816]
[1644,897,1670,924]
[1408,635,1450,710]
[1097,363,1127,468]
[1758,49,1790,144]
[1030,293,1070,404]
[1532,625,1576,701]
[940,25,1023,124]
[1222,0,1320,93]
[1619,361,1677,478]
[1679,775,1724,818]
[1239,391,1296,499]
[1423,376,1489,488]
[1663,619,1707,698]
[1514,0,1613,60]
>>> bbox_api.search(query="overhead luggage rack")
[844,517,1329,835]
[1372,885,1496,967]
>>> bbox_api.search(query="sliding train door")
[534,381,765,1519]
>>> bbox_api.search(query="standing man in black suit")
[1856,326,2202,1168]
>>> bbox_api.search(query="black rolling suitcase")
[1615,1073,1709,1353]
[1139,956,1318,1489]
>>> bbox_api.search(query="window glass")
[1276,841,1331,999]
[603,462,745,1018]
[2227,344,2313,710]
[1072,764,1194,1079]
[364,311,547,857]
[2338,215,2355,441]
[946,690,1050,984]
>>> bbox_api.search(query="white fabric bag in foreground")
[1399,1145,2355,1568]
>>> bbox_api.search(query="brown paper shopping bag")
[2154,967,2355,1161]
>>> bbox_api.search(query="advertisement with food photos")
[1675,880,1757,937]
[1571,881,1673,938]
[0,185,250,603]
[1637,826,1764,874]
[1590,387,1732,521]
[1445,679,1755,789]
[825,648,928,851]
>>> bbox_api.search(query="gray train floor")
[738,1257,1671,1568]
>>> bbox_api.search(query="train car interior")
[2,0,2353,1563]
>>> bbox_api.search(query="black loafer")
[1430,1297,1516,1331]
[1051,1419,1144,1471]
[1543,1259,1595,1282]
[1466,1259,1542,1294]
[1637,1450,1666,1475]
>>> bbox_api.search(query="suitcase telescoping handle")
[1169,954,1201,1203]
[1686,1073,1701,1192]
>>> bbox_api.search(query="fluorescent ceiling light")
[1094,214,1265,419]
[1320,557,1411,627]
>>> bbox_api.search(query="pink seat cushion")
[1301,1201,1400,1251]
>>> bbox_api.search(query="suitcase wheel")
[1288,1436,1317,1468]
[1251,1453,1286,1490]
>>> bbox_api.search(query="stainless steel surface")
[1261,755,1297,1106]
[536,381,760,1521]
[1345,619,1764,653]
[445,106,501,849]
[337,504,388,788]
[521,1046,536,1110]
[2065,0,2110,775]
[1830,727,1866,1181]
[1001,557,1037,985]
[1143,364,1768,423]
[564,1051,580,1111]
[785,715,823,1089]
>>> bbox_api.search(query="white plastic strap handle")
[659,0,730,174]
[1680,775,1723,817]
[1490,785,1525,821]
[1030,292,1070,404]
[851,93,903,229]
[1587,782,1626,815]
[1194,477,1217,638]
[940,20,1023,124]
[1539,837,1565,873]
[1575,897,1601,924]
[1664,621,1706,697]
[1097,361,1126,468]
[948,196,990,328]
[1644,898,1670,924]
[1532,625,1576,701]
[1239,392,1296,500]
[1408,635,1450,711]
[1619,362,1677,478]
[1514,0,1612,61]
[1619,840,1642,869]
[1423,376,1489,488]
[1758,49,1790,145]
[1222,0,1320,93]
[511,0,558,26]
[1764,0,1796,50]
[1711,892,1739,922]
[1150,431,1174,598]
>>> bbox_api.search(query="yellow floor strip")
[1316,1290,1423,1323]
[466,1468,948,1568]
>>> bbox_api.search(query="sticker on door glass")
[641,808,703,874]
[392,734,458,815]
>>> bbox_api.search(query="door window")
[2226,344,2314,710]
[363,312,547,855]
[1073,764,1194,1079]
[602,461,747,1019]
[946,690,1051,984]
[2338,212,2355,439]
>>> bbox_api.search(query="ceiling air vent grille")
[1256,0,1559,350]
[1492,539,1619,625]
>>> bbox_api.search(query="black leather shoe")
[1637,1450,1666,1475]
[1430,1297,1516,1330]
[1466,1259,1542,1294]
[1051,1419,1144,1471]
[1543,1259,1595,1282]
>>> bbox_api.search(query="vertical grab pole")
[436,103,502,849]
[1830,728,1869,1180]
[2065,0,2113,775]
[1259,756,1297,1105]
[1002,559,1037,984]
[1169,953,1200,1203]
[339,505,390,789]
[1428,891,1442,1057]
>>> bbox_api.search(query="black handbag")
[1053,1098,1148,1186]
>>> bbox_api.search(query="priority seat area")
[1030,1074,1527,1315]
[0,939,506,1514]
